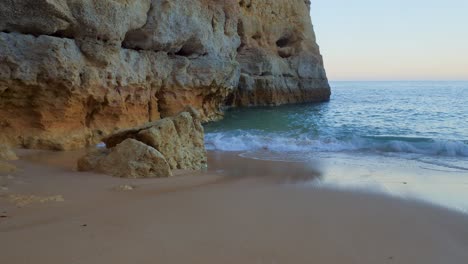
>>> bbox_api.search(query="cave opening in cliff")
[276,36,292,48]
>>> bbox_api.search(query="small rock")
[114,185,135,191]
[0,144,17,161]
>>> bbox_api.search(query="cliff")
[231,0,330,106]
[0,0,330,150]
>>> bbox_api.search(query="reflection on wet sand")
[1,149,468,264]
[208,151,323,183]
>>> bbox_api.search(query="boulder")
[77,148,110,172]
[80,139,172,178]
[0,144,17,161]
[79,110,207,178]
[103,109,207,170]
[137,111,206,170]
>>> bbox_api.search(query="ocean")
[204,81,468,212]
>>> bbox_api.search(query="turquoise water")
[205,81,468,212]
[206,81,468,165]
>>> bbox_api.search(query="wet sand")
[1,150,468,264]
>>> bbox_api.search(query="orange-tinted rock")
[0,0,329,149]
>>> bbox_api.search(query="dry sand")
[0,150,467,264]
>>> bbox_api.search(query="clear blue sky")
[310,0,468,81]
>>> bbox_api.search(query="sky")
[310,0,468,81]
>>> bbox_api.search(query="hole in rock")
[175,42,204,57]
[276,36,292,48]
[239,0,252,9]
[252,33,262,41]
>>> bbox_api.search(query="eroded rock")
[77,148,110,172]
[230,0,330,106]
[79,110,206,178]
[0,0,329,150]
[79,138,173,178]
[103,109,207,170]
[0,144,17,161]
[138,112,206,170]
[95,139,172,178]
[0,0,152,64]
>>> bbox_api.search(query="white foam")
[205,131,468,158]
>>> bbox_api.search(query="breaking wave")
[205,131,468,158]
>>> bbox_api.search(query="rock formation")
[80,139,173,178]
[230,0,330,106]
[0,142,17,173]
[0,0,329,150]
[78,109,206,178]
[0,144,17,161]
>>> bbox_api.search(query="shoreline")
[1,149,468,263]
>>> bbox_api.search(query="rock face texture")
[78,110,206,178]
[230,0,330,106]
[0,0,329,150]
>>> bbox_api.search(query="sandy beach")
[1,150,468,264]
[1,0,467,263]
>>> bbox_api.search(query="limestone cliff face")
[0,0,329,150]
[231,0,330,106]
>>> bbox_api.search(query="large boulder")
[78,110,207,178]
[138,112,206,170]
[103,109,207,170]
[94,139,172,178]
[77,148,110,172]
[78,139,172,178]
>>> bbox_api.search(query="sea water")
[204,81,468,212]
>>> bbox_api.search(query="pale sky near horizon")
[310,0,468,81]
